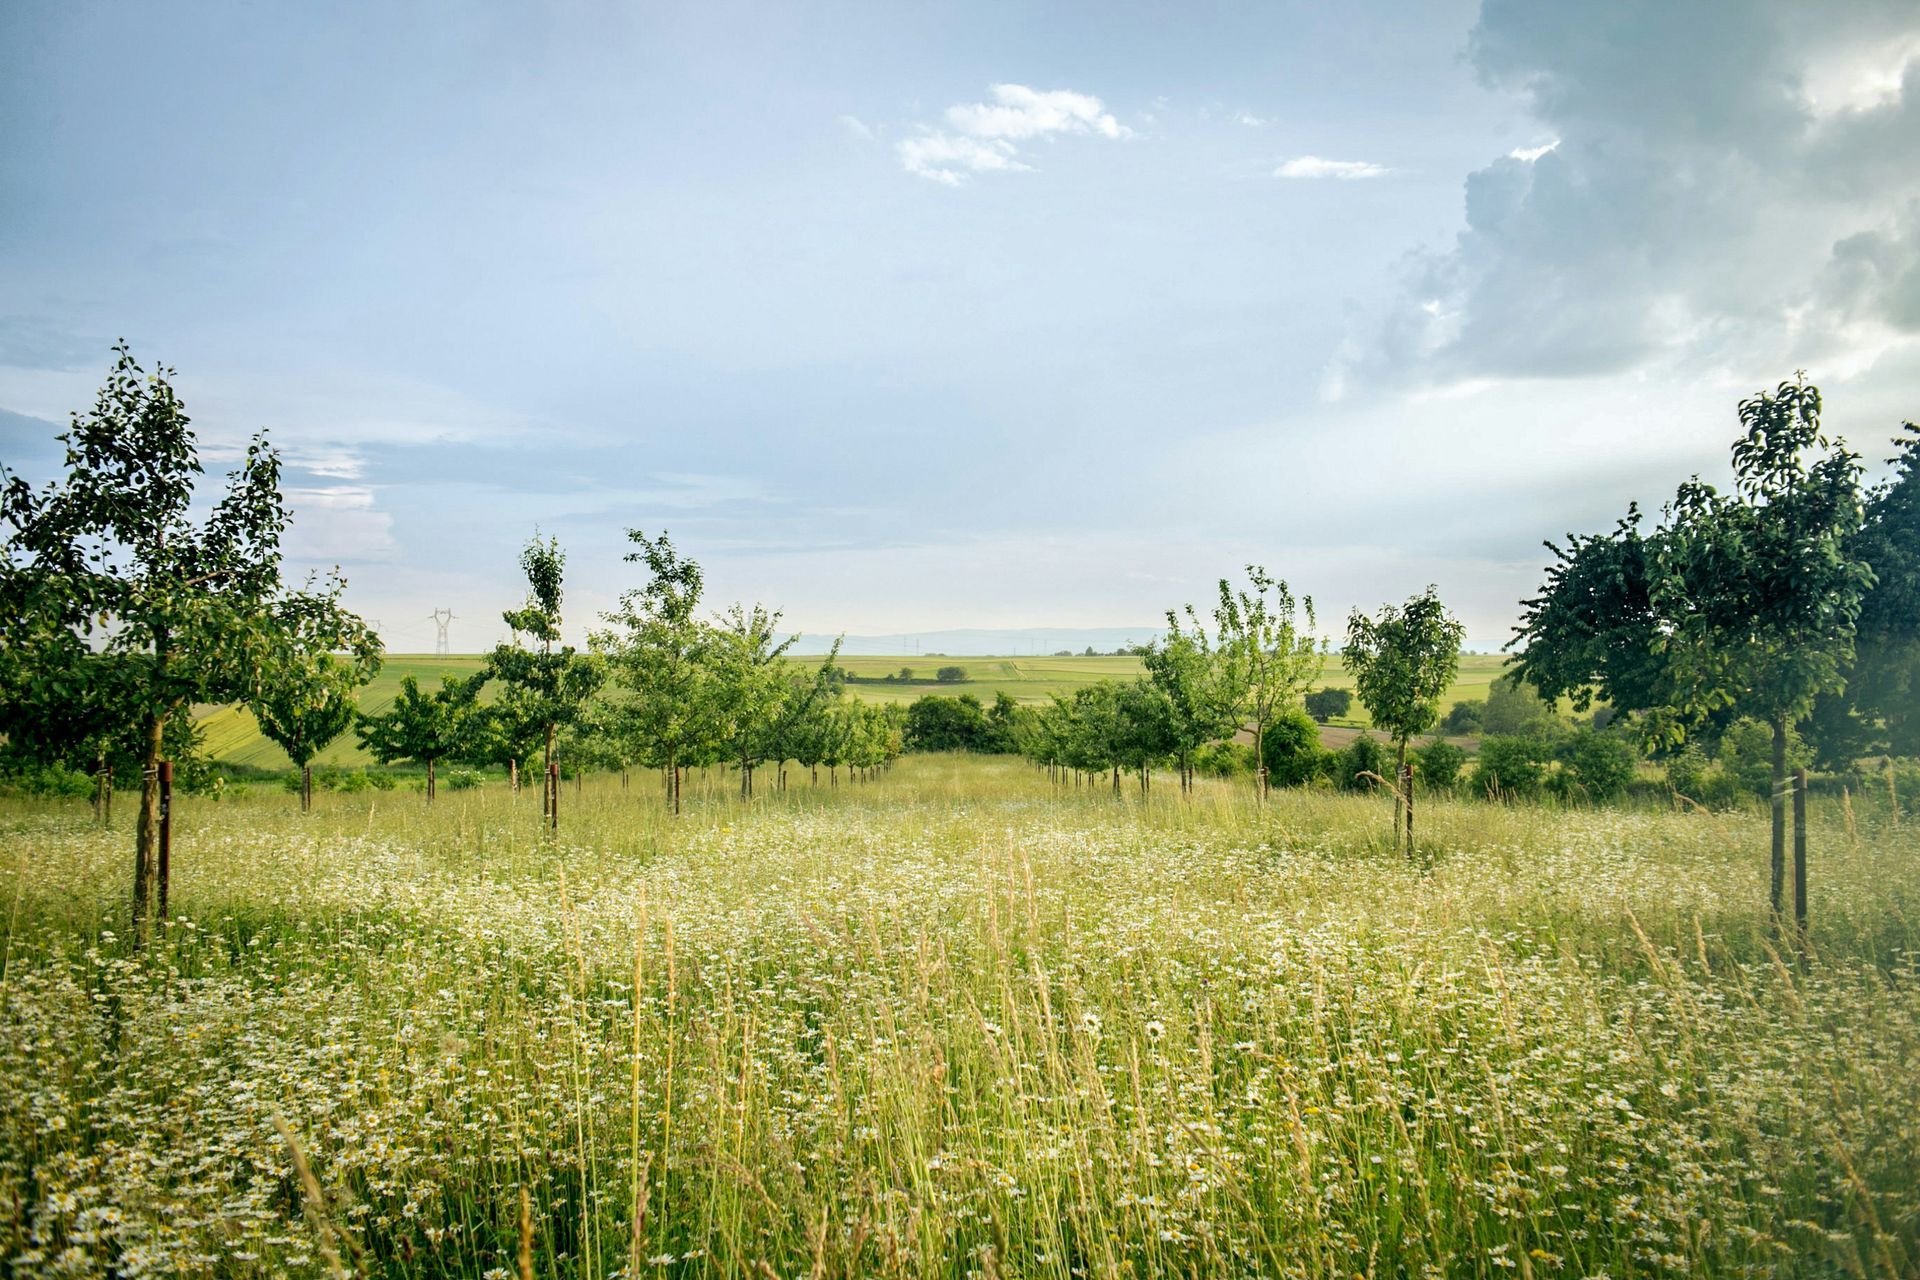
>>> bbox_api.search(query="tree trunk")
[1769,719,1788,916]
[544,722,556,817]
[427,755,436,804]
[1793,767,1808,929]
[511,757,519,794]
[302,763,312,813]
[1394,739,1408,842]
[93,752,109,825]
[1254,720,1268,800]
[669,751,681,816]
[134,711,163,935]
[1111,765,1120,794]
[740,751,752,799]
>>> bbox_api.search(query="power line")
[430,607,455,657]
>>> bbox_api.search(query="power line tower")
[430,608,455,657]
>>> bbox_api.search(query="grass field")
[1,757,1915,1278]
[196,653,1514,771]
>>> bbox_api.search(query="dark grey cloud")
[1347,0,1920,388]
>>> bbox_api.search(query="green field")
[196,652,1514,771]
[3,755,1914,1277]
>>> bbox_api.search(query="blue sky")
[3,0,1918,652]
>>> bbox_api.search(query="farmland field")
[195,653,1513,771]
[2,756,1915,1278]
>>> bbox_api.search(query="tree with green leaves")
[1213,567,1326,798]
[1345,586,1465,850]
[711,603,801,798]
[1142,608,1242,793]
[354,673,482,803]
[488,534,603,820]
[1508,505,1669,715]
[252,644,381,811]
[1654,377,1872,922]
[594,530,717,814]
[0,344,375,934]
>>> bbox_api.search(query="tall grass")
[0,756,1915,1277]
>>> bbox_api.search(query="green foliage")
[1333,735,1391,793]
[444,768,484,792]
[1475,736,1549,799]
[904,694,993,753]
[1509,506,1668,713]
[1481,676,1558,738]
[0,762,96,799]
[1142,612,1242,771]
[1260,707,1325,786]
[1414,740,1466,790]
[0,343,375,923]
[485,533,603,773]
[1439,700,1485,736]
[354,674,483,773]
[1302,687,1352,723]
[593,530,717,799]
[1213,566,1326,791]
[1654,377,1872,741]
[1717,718,1810,799]
[1191,740,1254,777]
[1345,587,1465,750]
[935,665,966,683]
[1550,729,1637,802]
[252,649,379,771]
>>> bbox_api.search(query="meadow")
[193,654,1511,771]
[1,756,1915,1279]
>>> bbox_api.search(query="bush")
[1303,688,1353,723]
[1414,740,1466,789]
[1716,718,1810,798]
[1193,741,1255,778]
[1550,729,1636,802]
[1475,735,1548,799]
[1261,708,1327,786]
[445,768,484,791]
[1482,678,1557,738]
[0,763,96,799]
[1665,745,1709,800]
[1440,700,1485,736]
[1329,735,1390,793]
[904,694,992,752]
[934,665,967,683]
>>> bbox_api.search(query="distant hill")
[786,627,1159,657]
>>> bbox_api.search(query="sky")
[3,0,1918,654]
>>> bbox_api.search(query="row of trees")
[347,530,904,814]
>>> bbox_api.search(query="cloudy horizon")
[4,0,1918,654]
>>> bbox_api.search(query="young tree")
[1654,377,1872,922]
[710,603,800,798]
[1345,587,1465,850]
[1142,609,1241,793]
[1508,506,1669,715]
[354,673,482,802]
[594,530,716,814]
[488,535,603,820]
[1213,567,1326,798]
[0,344,374,934]
[252,642,381,811]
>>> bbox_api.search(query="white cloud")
[1274,156,1389,180]
[837,114,874,140]
[895,83,1126,184]
[1234,111,1267,127]
[1507,140,1559,162]
[283,485,397,563]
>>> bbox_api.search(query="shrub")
[904,694,991,752]
[1414,740,1466,789]
[1475,735,1548,799]
[1482,678,1557,737]
[445,768,484,791]
[1330,735,1391,793]
[1440,700,1485,736]
[1193,741,1255,777]
[0,763,95,799]
[1552,729,1637,802]
[1717,718,1810,799]
[934,665,966,683]
[1262,708,1326,786]
[1303,688,1353,723]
